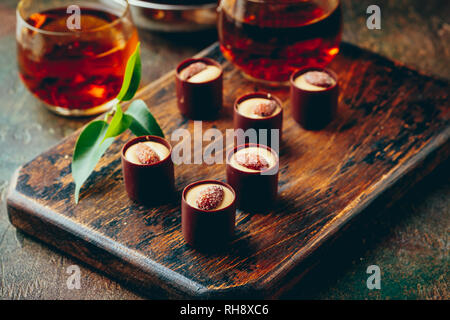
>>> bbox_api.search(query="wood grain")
[6,42,450,298]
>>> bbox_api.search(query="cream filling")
[229,147,276,173]
[187,65,221,83]
[125,141,170,165]
[237,97,281,119]
[294,74,336,91]
[185,183,234,210]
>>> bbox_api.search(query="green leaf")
[71,43,165,204]
[125,99,165,138]
[116,43,141,102]
[101,104,132,143]
[72,120,116,203]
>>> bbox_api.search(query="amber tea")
[17,3,138,116]
[218,0,342,83]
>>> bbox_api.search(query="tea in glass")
[16,0,139,116]
[218,0,342,83]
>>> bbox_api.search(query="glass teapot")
[217,0,342,84]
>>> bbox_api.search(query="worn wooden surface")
[1,0,449,299]
[7,39,450,298]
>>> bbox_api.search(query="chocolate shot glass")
[226,143,279,211]
[233,92,283,148]
[176,57,223,120]
[121,135,175,205]
[182,180,236,250]
[290,67,339,130]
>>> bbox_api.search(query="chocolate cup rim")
[182,180,236,213]
[176,57,223,85]
[234,92,283,121]
[226,143,280,175]
[121,135,173,168]
[290,67,339,94]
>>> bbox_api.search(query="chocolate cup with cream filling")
[176,57,223,120]
[233,92,283,148]
[121,136,175,205]
[290,67,339,130]
[226,144,279,211]
[182,180,236,250]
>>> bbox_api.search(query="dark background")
[0,0,448,299]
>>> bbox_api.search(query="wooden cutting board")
[6,43,449,299]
